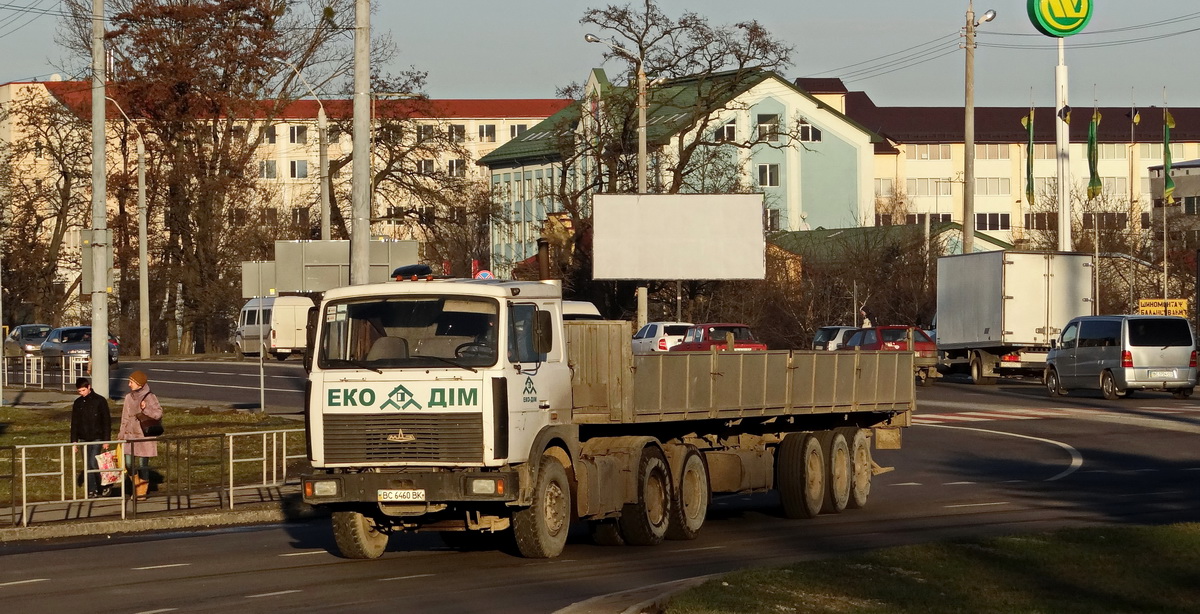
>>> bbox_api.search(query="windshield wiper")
[424,355,477,373]
[337,358,382,374]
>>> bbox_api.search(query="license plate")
[1149,370,1175,379]
[378,489,425,502]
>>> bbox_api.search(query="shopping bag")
[96,450,121,486]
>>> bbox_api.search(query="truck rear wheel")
[819,431,851,514]
[842,428,872,509]
[969,354,996,385]
[513,455,571,559]
[331,509,390,559]
[665,446,708,540]
[618,446,672,546]
[588,519,625,546]
[777,432,824,519]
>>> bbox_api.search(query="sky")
[1,1,1198,110]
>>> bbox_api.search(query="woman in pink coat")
[120,370,162,499]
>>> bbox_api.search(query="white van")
[235,296,315,360]
[1046,315,1197,399]
[562,301,603,321]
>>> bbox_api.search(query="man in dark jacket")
[71,377,112,497]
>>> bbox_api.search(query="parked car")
[1045,315,1197,400]
[669,323,768,352]
[4,323,52,358]
[40,326,119,367]
[812,325,858,351]
[632,321,693,354]
[841,325,939,386]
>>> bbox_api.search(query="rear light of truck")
[1191,351,1197,368]
[1121,351,1133,368]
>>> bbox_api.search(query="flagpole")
[1162,90,1170,307]
[1055,38,1071,251]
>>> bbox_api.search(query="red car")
[841,326,939,386]
[668,323,768,352]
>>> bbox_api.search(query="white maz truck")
[301,277,914,559]
[936,251,1094,384]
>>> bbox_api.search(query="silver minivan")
[1045,315,1197,399]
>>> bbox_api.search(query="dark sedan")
[40,326,119,367]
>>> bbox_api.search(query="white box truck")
[234,296,314,360]
[301,277,914,559]
[936,251,1094,384]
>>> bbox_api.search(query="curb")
[555,574,719,614]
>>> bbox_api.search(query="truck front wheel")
[513,455,571,558]
[665,446,709,540]
[618,446,672,546]
[778,432,824,519]
[331,509,390,559]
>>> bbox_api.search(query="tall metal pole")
[276,59,330,242]
[350,0,371,284]
[107,97,150,359]
[963,2,977,254]
[1055,38,1072,251]
[90,0,110,398]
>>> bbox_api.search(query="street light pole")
[276,59,330,241]
[90,0,110,397]
[963,2,995,255]
[350,0,371,285]
[107,97,150,359]
[585,33,647,194]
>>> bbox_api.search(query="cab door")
[503,301,570,463]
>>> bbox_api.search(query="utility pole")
[963,2,994,254]
[90,0,110,397]
[350,0,371,284]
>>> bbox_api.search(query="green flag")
[1022,110,1035,207]
[1087,110,1102,200]
[1164,110,1176,205]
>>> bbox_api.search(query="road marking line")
[247,590,301,598]
[673,546,725,553]
[945,502,1010,509]
[279,551,327,557]
[921,414,992,422]
[943,481,976,485]
[135,609,178,614]
[133,564,191,570]
[892,482,923,486]
[1007,408,1071,417]
[968,412,1038,420]
[150,378,299,393]
[918,423,1082,481]
[0,578,49,587]
[379,574,435,582]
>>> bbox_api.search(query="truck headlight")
[305,479,339,497]
[470,478,504,495]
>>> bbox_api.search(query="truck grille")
[323,413,483,464]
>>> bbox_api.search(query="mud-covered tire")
[618,446,672,546]
[841,427,872,509]
[970,354,996,385]
[513,455,571,559]
[1173,387,1193,399]
[1045,368,1066,397]
[665,446,709,540]
[331,509,390,559]
[777,432,824,519]
[819,430,851,514]
[588,519,625,546]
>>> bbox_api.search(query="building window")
[290,160,308,178]
[1099,143,1127,159]
[1140,143,1184,160]
[764,208,780,231]
[906,178,952,197]
[1024,212,1058,231]
[757,114,779,142]
[1034,176,1057,196]
[1032,144,1055,159]
[230,207,247,225]
[417,124,437,142]
[798,120,821,142]
[479,124,496,142]
[906,144,951,160]
[1141,212,1152,228]
[34,140,43,158]
[906,213,951,225]
[1101,176,1127,196]
[757,163,779,187]
[259,160,277,179]
[263,125,277,144]
[1183,195,1200,215]
[975,177,1011,196]
[292,207,309,228]
[975,144,1009,160]
[417,159,434,174]
[874,178,894,198]
[510,124,527,139]
[875,213,894,226]
[289,125,307,144]
[448,159,465,177]
[1083,212,1128,230]
[716,123,735,142]
[449,124,465,143]
[975,213,1011,231]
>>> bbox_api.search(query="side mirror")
[304,306,318,373]
[1049,338,1057,349]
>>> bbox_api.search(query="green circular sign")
[1028,0,1093,37]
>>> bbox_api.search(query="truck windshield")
[318,296,500,370]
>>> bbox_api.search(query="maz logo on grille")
[386,429,416,443]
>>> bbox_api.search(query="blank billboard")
[592,194,766,280]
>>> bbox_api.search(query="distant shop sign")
[1027,0,1093,37]
[1137,299,1189,317]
